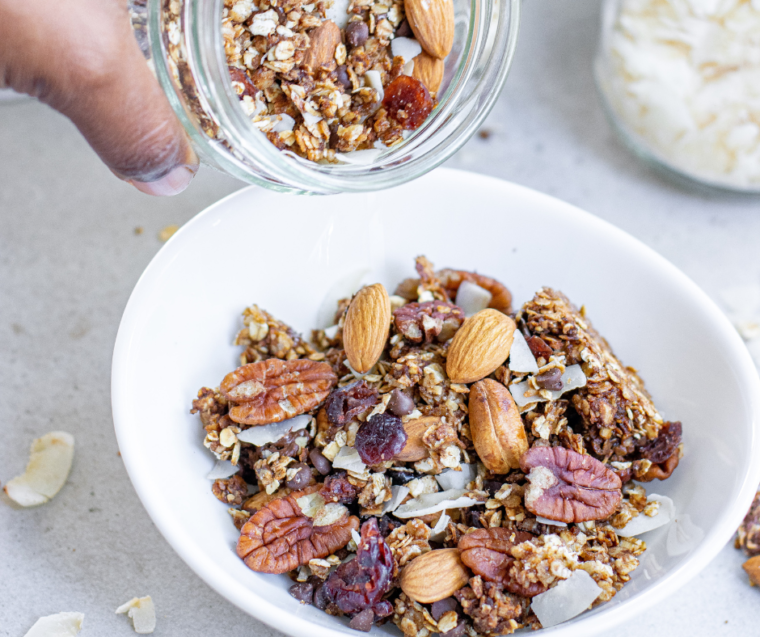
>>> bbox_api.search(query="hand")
[0,0,198,195]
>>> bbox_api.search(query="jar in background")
[595,0,760,193]
[129,0,519,195]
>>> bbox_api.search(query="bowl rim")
[112,168,760,636]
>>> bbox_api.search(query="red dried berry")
[354,412,407,465]
[323,518,395,617]
[382,75,434,130]
[320,471,358,504]
[325,380,379,427]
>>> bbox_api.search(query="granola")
[191,256,684,633]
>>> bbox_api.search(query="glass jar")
[129,0,519,194]
[595,0,760,193]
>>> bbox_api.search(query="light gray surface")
[1,0,759,635]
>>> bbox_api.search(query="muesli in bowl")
[191,255,683,633]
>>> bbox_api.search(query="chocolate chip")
[289,581,314,604]
[336,64,351,90]
[535,367,563,391]
[395,19,412,38]
[483,479,506,495]
[345,20,369,48]
[310,448,332,475]
[388,388,415,416]
[349,608,375,632]
[285,462,312,489]
[430,597,459,621]
[442,621,467,637]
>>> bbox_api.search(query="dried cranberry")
[285,462,312,490]
[310,448,332,475]
[325,380,379,426]
[323,518,395,616]
[382,75,433,130]
[388,388,415,416]
[535,367,563,391]
[345,21,369,48]
[354,412,407,465]
[289,581,314,604]
[320,471,358,504]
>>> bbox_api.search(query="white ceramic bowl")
[112,168,760,637]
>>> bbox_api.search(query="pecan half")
[458,528,543,597]
[520,447,622,523]
[237,488,359,574]
[437,269,512,314]
[221,359,337,425]
[393,301,465,344]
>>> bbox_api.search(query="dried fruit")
[355,412,408,465]
[221,359,337,425]
[343,283,392,373]
[399,548,470,603]
[446,309,516,384]
[438,270,513,314]
[394,416,438,462]
[520,447,622,523]
[526,335,553,360]
[469,379,528,474]
[404,0,454,59]
[393,300,465,344]
[323,518,395,617]
[302,20,342,70]
[412,52,445,95]
[320,471,358,503]
[237,488,359,574]
[325,380,379,426]
[638,421,682,481]
[382,75,434,130]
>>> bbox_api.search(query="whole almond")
[302,20,342,70]
[343,283,391,373]
[469,379,528,473]
[744,556,760,586]
[446,309,516,384]
[400,548,470,603]
[405,0,454,59]
[394,416,438,462]
[412,52,444,95]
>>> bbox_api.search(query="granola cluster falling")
[191,256,684,633]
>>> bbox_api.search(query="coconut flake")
[302,111,323,126]
[351,528,362,546]
[455,280,492,317]
[509,364,587,407]
[4,431,75,507]
[536,516,567,527]
[530,570,603,628]
[325,0,350,28]
[336,149,382,165]
[271,113,296,133]
[436,464,477,491]
[206,459,238,480]
[402,60,415,76]
[391,37,422,63]
[116,597,156,634]
[509,331,539,374]
[364,70,384,104]
[616,495,674,537]
[24,612,84,637]
[236,415,311,447]
[394,488,479,519]
[382,485,410,514]
[332,446,367,473]
[430,512,450,541]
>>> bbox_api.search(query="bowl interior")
[112,168,760,637]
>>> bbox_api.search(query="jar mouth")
[151,0,520,194]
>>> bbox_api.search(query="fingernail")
[130,164,197,196]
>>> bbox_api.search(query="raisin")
[382,75,433,130]
[320,471,358,504]
[638,421,682,464]
[354,412,407,465]
[323,518,395,616]
[325,380,379,427]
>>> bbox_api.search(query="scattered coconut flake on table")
[430,512,450,542]
[4,431,75,507]
[455,280,492,317]
[382,485,410,514]
[205,459,238,480]
[435,464,476,491]
[24,612,84,637]
[530,570,602,628]
[335,149,382,165]
[116,596,156,634]
[236,414,311,446]
[391,37,422,63]
[394,488,479,519]
[332,446,367,474]
[509,364,587,407]
[616,494,674,537]
[509,331,539,374]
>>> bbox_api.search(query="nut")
[393,300,464,344]
[520,447,622,523]
[744,555,760,586]
[446,309,516,384]
[400,548,470,603]
[412,52,444,95]
[220,359,337,425]
[302,20,342,70]
[242,487,291,512]
[394,416,439,462]
[237,487,359,574]
[404,0,454,59]
[469,379,528,473]
[343,283,392,373]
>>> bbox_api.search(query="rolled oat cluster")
[191,256,683,633]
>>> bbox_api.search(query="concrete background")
[2,0,760,634]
